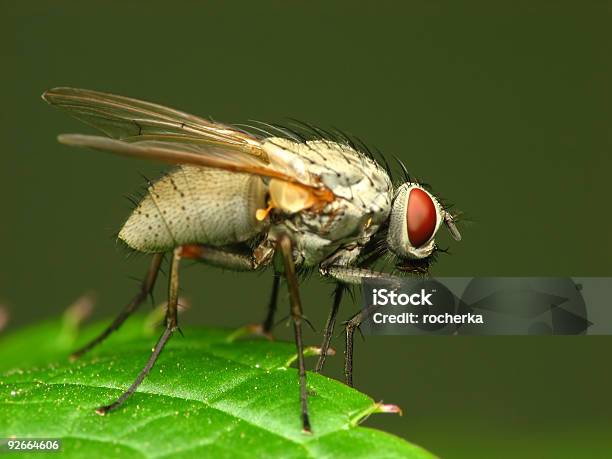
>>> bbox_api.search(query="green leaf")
[0,313,434,459]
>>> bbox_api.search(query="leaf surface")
[0,316,434,459]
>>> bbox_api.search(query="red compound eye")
[406,188,437,247]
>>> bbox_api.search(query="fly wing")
[43,87,326,191]
[57,134,306,184]
[42,87,262,154]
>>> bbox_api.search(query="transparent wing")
[44,87,328,192]
[42,87,263,155]
[57,134,307,184]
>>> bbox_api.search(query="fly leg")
[319,265,399,386]
[95,247,181,415]
[179,244,267,271]
[315,283,344,373]
[319,265,400,285]
[276,234,311,433]
[230,272,280,340]
[184,240,311,430]
[71,253,163,360]
[343,303,381,387]
[261,272,280,335]
[180,243,278,339]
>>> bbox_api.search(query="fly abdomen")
[118,166,268,253]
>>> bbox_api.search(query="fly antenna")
[443,211,462,241]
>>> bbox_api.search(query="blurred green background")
[1,1,611,457]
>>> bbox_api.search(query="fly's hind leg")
[276,233,311,433]
[180,243,278,340]
[261,272,280,335]
[95,248,182,415]
[71,253,163,360]
[230,272,280,340]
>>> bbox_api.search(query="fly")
[42,87,462,433]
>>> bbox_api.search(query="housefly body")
[43,87,462,432]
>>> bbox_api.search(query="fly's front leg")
[275,233,311,433]
[319,265,399,387]
[95,247,181,415]
[71,253,163,360]
[344,303,380,387]
[320,265,400,285]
